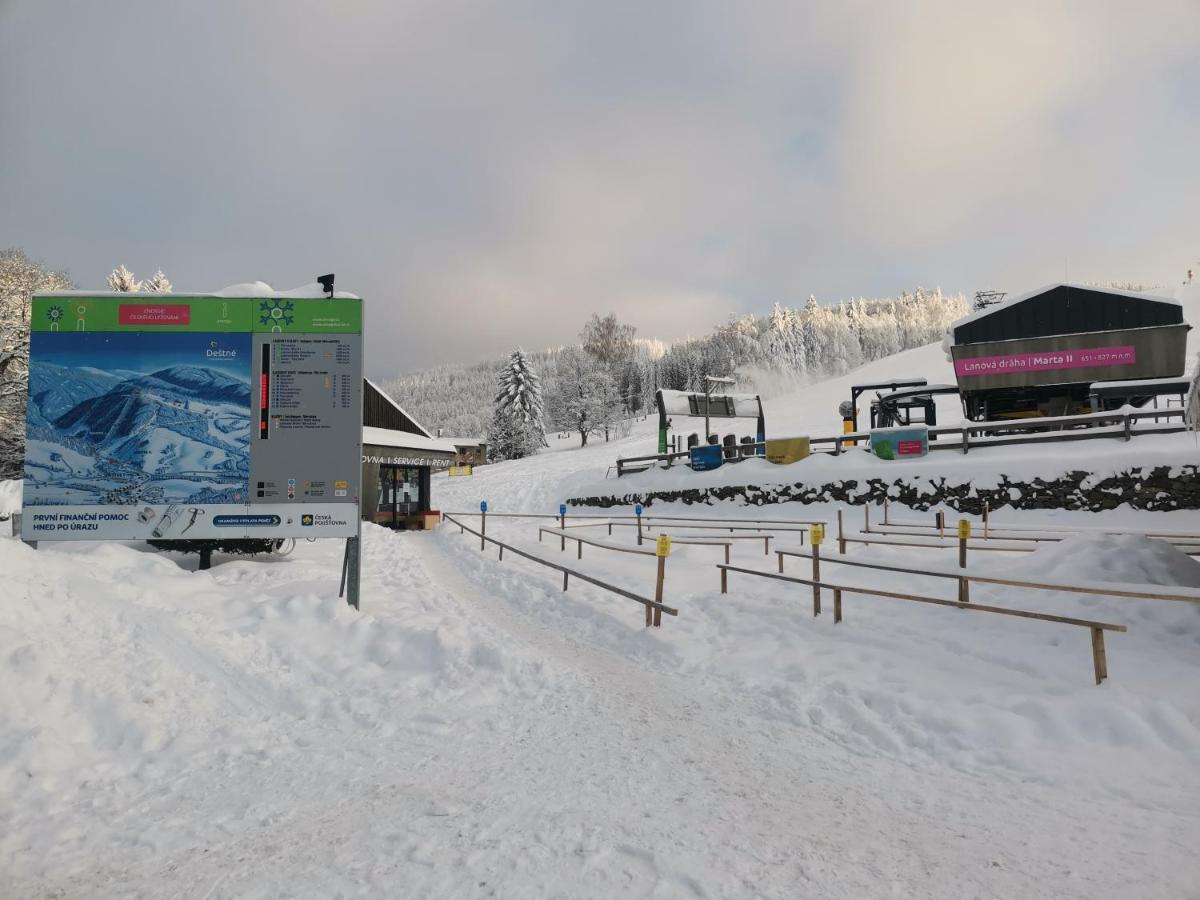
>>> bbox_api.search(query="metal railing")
[615,406,1188,475]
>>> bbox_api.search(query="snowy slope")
[3,288,1200,898]
[4,516,1200,898]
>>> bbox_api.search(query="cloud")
[1,0,1197,376]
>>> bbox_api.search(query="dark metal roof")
[953,285,1183,345]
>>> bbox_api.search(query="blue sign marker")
[480,500,488,513]
[690,444,724,472]
[559,504,567,516]
[635,504,643,517]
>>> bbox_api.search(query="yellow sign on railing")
[448,465,474,477]
[958,520,972,540]
[656,535,672,558]
[810,523,825,545]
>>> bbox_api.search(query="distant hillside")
[381,287,968,438]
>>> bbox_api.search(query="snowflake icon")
[259,299,296,327]
[45,304,64,323]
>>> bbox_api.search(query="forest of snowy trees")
[383,288,970,443]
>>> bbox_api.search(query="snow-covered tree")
[486,404,524,462]
[0,248,73,477]
[581,312,636,368]
[494,348,546,448]
[107,264,141,292]
[548,347,620,446]
[142,269,172,293]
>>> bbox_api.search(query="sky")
[2,0,1198,378]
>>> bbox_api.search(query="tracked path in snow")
[3,527,1197,899]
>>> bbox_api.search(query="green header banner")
[31,296,362,334]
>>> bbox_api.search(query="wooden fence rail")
[717,563,1126,684]
[775,548,1200,606]
[879,516,1200,547]
[539,527,734,564]
[442,514,678,624]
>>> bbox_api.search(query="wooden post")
[481,511,487,551]
[720,567,728,594]
[811,543,822,616]
[833,588,842,623]
[884,499,890,525]
[563,571,569,591]
[957,519,970,602]
[763,535,770,555]
[608,521,613,536]
[560,513,566,551]
[724,544,730,565]
[637,514,643,546]
[1091,627,1108,684]
[577,539,583,559]
[938,510,945,539]
[864,504,870,533]
[983,502,990,539]
[653,556,666,627]
[499,545,504,561]
[837,509,846,554]
[777,551,784,574]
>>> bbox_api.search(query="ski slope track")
[2,285,1200,897]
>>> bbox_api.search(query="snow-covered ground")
[3,283,1200,898]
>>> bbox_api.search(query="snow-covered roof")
[365,377,433,439]
[1087,376,1192,391]
[440,436,486,446]
[362,426,457,455]
[950,283,1180,334]
[658,389,762,418]
[38,282,362,299]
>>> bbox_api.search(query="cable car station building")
[360,380,456,528]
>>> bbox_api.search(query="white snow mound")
[0,479,20,518]
[1020,532,1200,588]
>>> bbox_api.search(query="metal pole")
[346,534,361,610]
[812,543,821,616]
[339,538,350,598]
[653,556,665,627]
[481,510,487,551]
[560,513,566,551]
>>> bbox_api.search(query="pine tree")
[494,347,546,449]
[486,404,521,462]
[107,265,141,292]
[142,269,172,293]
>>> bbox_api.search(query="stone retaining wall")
[568,465,1200,514]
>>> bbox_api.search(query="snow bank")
[0,478,20,517]
[212,281,361,299]
[1018,532,1200,588]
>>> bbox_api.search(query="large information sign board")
[21,294,363,540]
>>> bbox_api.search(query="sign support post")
[810,523,824,616]
[957,519,971,603]
[653,534,671,627]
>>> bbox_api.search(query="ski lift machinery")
[655,387,766,455]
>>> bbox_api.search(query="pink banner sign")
[954,345,1136,378]
[118,303,191,326]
